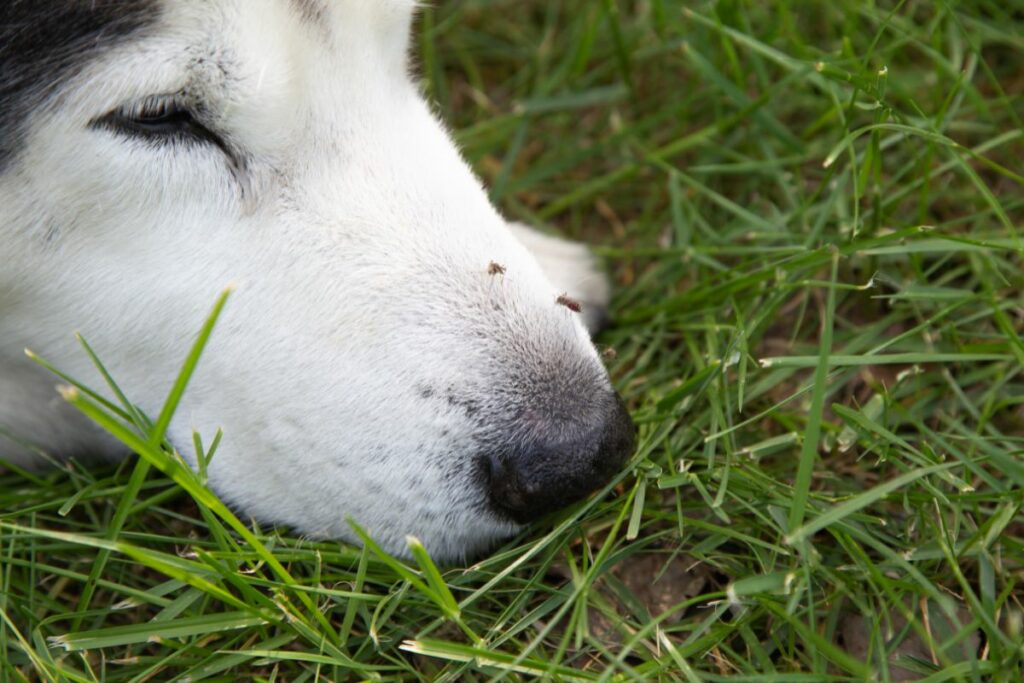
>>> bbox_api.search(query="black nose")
[484,392,635,523]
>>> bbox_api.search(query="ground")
[2,1,1024,680]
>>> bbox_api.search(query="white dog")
[0,0,634,561]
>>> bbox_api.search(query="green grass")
[3,0,1024,680]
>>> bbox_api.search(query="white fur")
[0,0,613,560]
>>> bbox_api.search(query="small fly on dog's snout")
[488,261,506,276]
[556,293,582,313]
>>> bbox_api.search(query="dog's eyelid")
[124,93,193,119]
[92,94,237,163]
[94,93,198,130]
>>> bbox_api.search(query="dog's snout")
[485,393,635,523]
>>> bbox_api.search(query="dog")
[0,0,635,561]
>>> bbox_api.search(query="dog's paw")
[507,222,612,335]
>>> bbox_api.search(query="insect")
[556,293,582,313]
[488,261,506,275]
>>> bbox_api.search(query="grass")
[3,0,1024,680]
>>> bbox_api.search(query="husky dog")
[0,0,634,560]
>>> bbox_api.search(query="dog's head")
[0,0,634,560]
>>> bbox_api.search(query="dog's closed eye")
[92,95,233,160]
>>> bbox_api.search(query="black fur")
[0,0,159,171]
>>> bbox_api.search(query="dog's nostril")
[486,393,635,524]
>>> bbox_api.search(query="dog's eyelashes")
[96,96,198,137]
[122,98,197,135]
